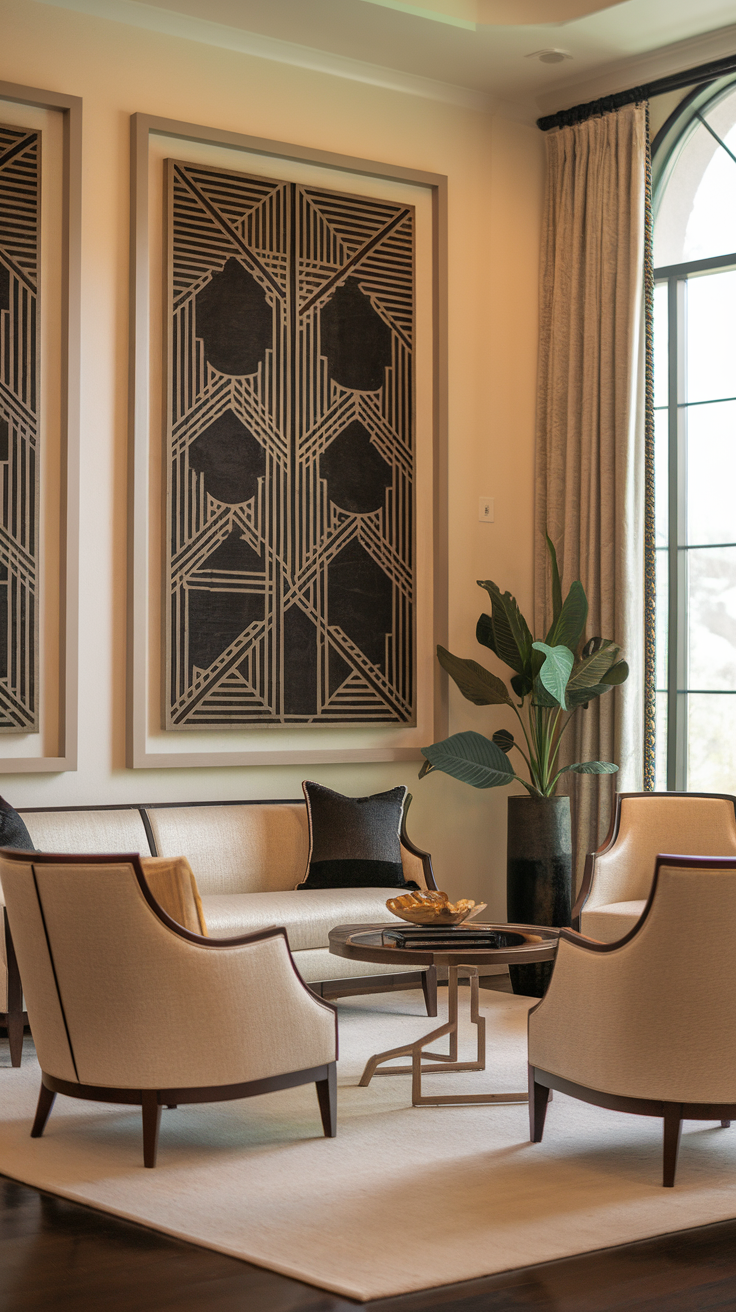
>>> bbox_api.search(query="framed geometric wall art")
[0,119,40,733]
[0,82,81,772]
[129,114,447,768]
[165,159,415,730]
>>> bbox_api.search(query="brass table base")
[358,964,528,1107]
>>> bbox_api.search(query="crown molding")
[535,20,736,116]
[37,0,496,111]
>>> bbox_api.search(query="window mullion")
[667,276,689,790]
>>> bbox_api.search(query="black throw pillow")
[297,781,415,890]
[0,796,36,851]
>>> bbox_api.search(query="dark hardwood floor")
[3,1173,736,1311]
[3,981,736,1311]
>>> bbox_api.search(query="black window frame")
[653,75,736,790]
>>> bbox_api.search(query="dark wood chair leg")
[421,966,438,1017]
[141,1090,161,1168]
[31,1081,56,1138]
[663,1104,683,1187]
[316,1062,337,1138]
[722,1120,731,1128]
[528,1066,550,1143]
[5,910,24,1068]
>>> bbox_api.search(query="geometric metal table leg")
[358,964,528,1107]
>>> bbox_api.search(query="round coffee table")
[328,921,559,1107]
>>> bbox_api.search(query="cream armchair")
[0,850,338,1167]
[529,856,736,1186]
[573,792,736,940]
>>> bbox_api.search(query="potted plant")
[420,538,628,994]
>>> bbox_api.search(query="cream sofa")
[0,798,437,1066]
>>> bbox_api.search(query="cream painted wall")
[0,0,544,913]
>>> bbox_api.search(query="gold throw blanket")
[139,855,208,936]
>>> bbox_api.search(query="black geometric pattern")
[165,160,415,727]
[0,124,39,732]
[643,106,656,790]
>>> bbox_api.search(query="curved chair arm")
[570,798,622,929]
[400,793,437,890]
[527,924,656,1098]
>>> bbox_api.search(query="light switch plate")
[479,497,494,523]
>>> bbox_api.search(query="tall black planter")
[507,795,572,998]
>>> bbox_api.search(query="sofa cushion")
[201,886,405,951]
[580,900,647,943]
[144,804,308,895]
[19,808,152,859]
[140,856,208,936]
[298,781,412,890]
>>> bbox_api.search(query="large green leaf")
[492,729,514,754]
[532,641,574,710]
[566,682,614,708]
[437,646,511,706]
[582,636,603,659]
[560,760,619,775]
[477,581,533,675]
[546,580,588,653]
[567,640,621,691]
[531,678,560,707]
[600,659,629,686]
[501,590,535,673]
[420,731,516,790]
[475,612,497,654]
[546,535,563,625]
[479,582,524,671]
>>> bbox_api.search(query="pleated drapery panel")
[534,102,648,890]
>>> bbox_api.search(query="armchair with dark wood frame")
[0,849,339,1168]
[530,854,736,1186]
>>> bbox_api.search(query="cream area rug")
[2,989,736,1303]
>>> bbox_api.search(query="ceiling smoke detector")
[526,49,573,63]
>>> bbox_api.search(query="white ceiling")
[39,0,736,118]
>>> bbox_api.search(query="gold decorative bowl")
[386,890,487,926]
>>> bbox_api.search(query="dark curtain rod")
[537,49,736,131]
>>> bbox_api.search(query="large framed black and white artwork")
[165,160,415,730]
[129,113,447,768]
[0,84,80,772]
[0,121,39,732]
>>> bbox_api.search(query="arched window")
[653,78,736,790]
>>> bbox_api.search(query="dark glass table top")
[329,921,560,967]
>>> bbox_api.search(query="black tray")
[381,926,527,950]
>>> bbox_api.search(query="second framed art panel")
[0,82,80,772]
[130,113,447,768]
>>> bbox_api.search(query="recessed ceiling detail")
[40,0,736,120]
[359,0,627,26]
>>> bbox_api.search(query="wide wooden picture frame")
[129,113,448,769]
[0,82,80,773]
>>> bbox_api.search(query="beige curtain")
[534,102,647,890]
